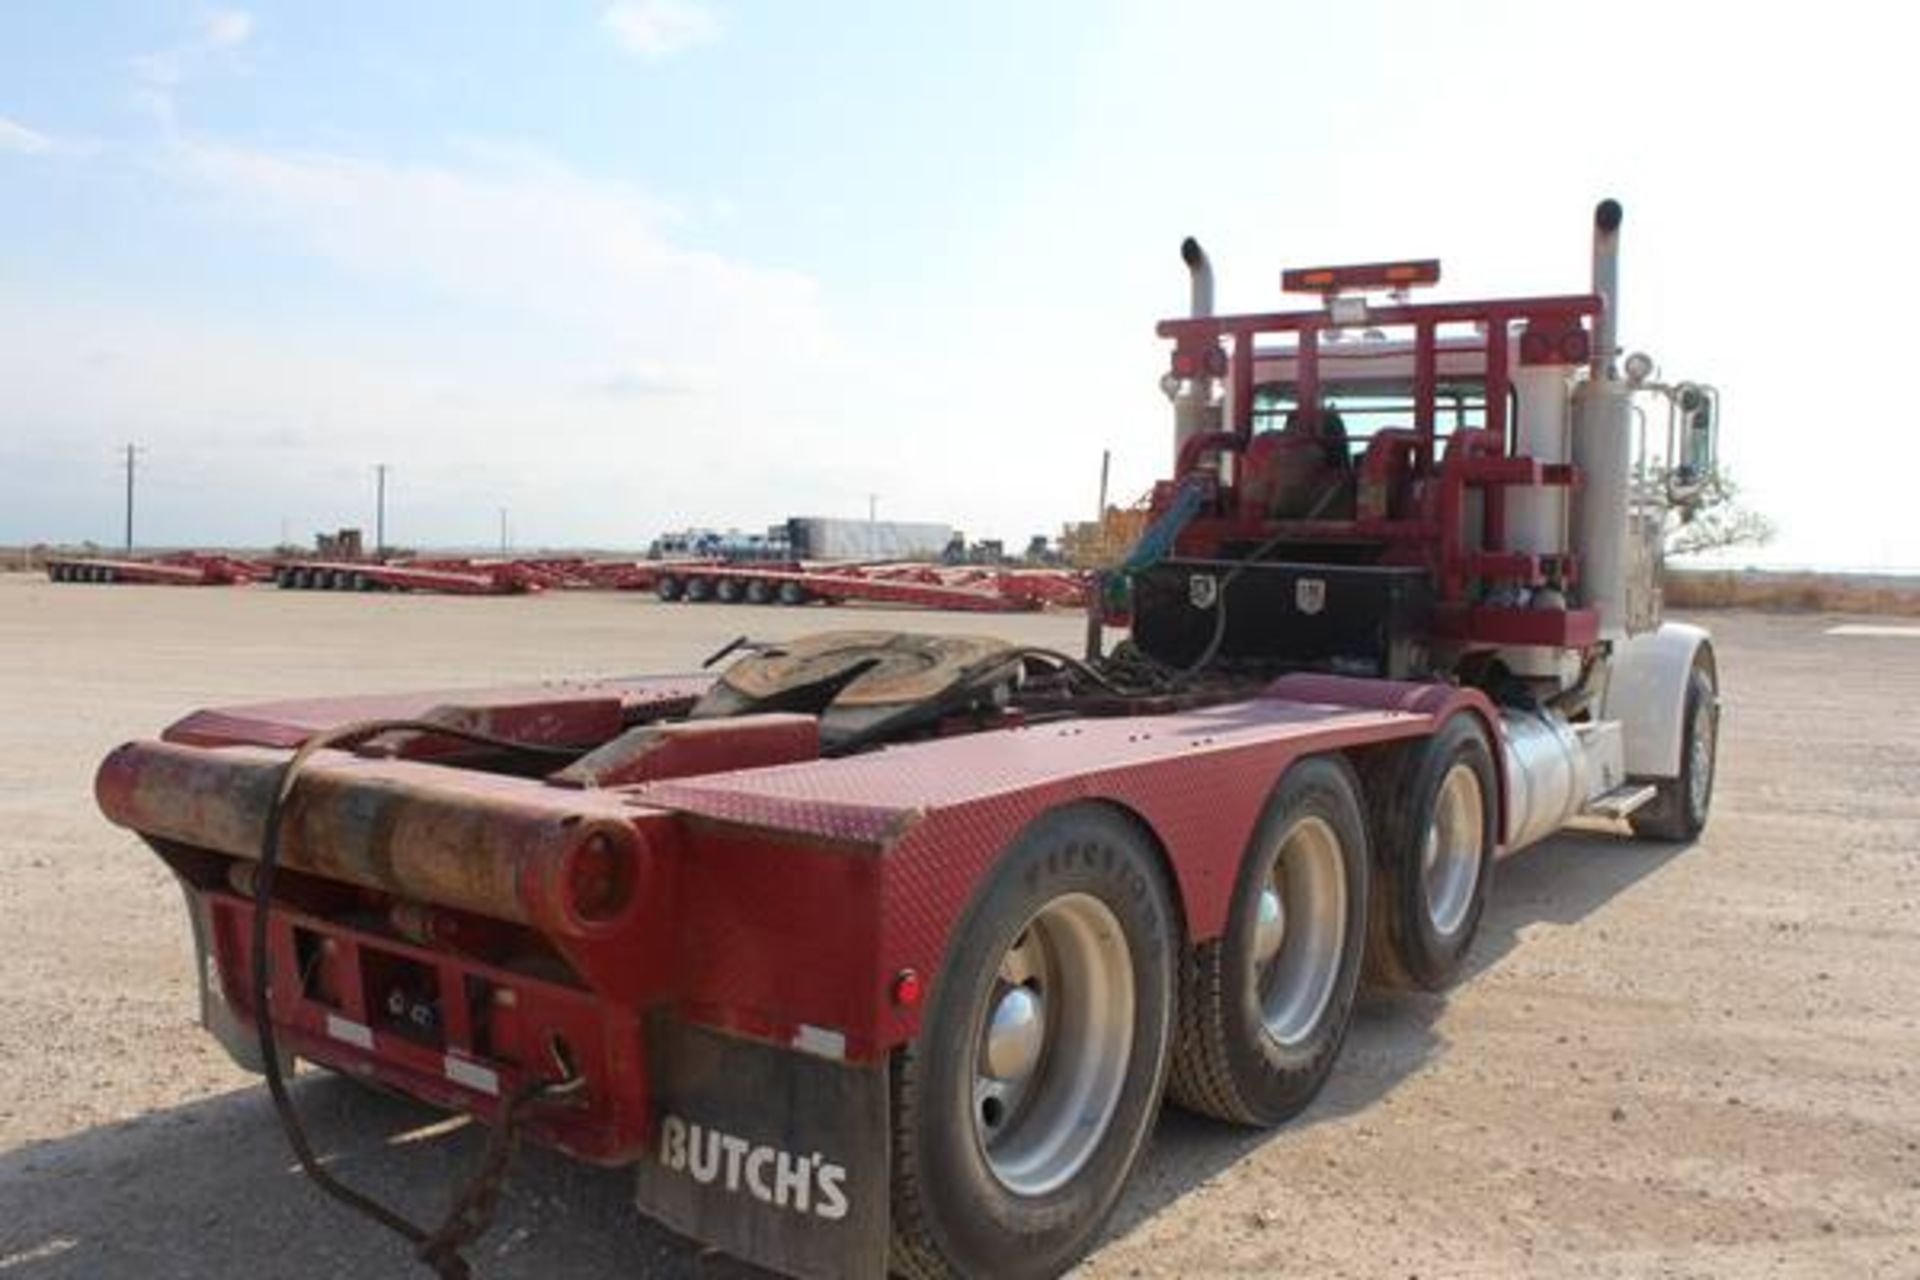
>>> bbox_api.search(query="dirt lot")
[2,574,1917,1278]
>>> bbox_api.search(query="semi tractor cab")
[96,199,1718,1280]
[1145,198,1719,846]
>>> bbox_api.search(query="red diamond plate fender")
[632,680,1497,1056]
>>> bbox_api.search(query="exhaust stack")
[1171,237,1220,466]
[1180,236,1214,319]
[1572,198,1634,639]
[1590,199,1623,379]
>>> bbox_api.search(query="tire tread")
[1165,757,1369,1127]
[1166,938,1258,1124]
[888,1044,951,1280]
[1628,662,1716,842]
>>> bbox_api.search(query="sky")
[1,1,1915,566]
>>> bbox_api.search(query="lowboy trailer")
[649,562,1089,612]
[97,199,1720,1279]
[270,559,548,595]
[45,552,259,585]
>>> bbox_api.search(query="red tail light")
[565,830,636,926]
[891,968,924,1008]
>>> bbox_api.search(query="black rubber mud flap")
[176,873,289,1076]
[634,1018,890,1280]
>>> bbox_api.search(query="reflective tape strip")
[325,1015,374,1050]
[445,1054,500,1096]
[792,1024,847,1061]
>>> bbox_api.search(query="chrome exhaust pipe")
[1171,237,1219,467]
[1591,199,1622,380]
[1180,236,1214,318]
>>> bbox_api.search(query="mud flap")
[634,1019,890,1280]
[177,875,289,1077]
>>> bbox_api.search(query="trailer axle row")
[42,554,1089,610]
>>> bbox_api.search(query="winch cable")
[248,718,585,1280]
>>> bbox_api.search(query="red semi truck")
[97,200,1720,1279]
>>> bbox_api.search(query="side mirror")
[1668,383,1718,505]
[1675,383,1717,477]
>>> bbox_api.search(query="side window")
[1250,383,1297,434]
[1426,382,1489,442]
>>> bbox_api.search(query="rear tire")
[1167,755,1370,1127]
[745,578,773,605]
[1629,653,1718,842]
[683,577,713,603]
[655,574,682,602]
[777,581,809,606]
[715,577,743,603]
[890,805,1175,1280]
[1364,715,1498,991]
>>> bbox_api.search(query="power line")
[121,443,146,552]
[374,463,390,558]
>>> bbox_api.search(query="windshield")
[1250,379,1497,461]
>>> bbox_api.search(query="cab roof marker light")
[1282,259,1442,295]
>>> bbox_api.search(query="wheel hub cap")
[1254,887,1286,966]
[1422,763,1485,938]
[971,895,1134,1197]
[984,986,1045,1082]
[1255,816,1347,1049]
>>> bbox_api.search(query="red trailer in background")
[644,560,1088,612]
[96,200,1722,1280]
[269,559,550,595]
[45,552,260,586]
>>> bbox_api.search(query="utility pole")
[122,443,145,553]
[499,507,509,555]
[1096,448,1111,522]
[867,493,878,557]
[374,463,390,558]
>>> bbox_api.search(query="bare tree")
[1667,466,1776,557]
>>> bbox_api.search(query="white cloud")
[0,117,59,156]
[603,0,721,59]
[131,11,254,126]
[166,136,833,376]
[0,133,858,546]
[201,9,255,48]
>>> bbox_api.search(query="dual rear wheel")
[1364,715,1499,991]
[890,805,1175,1280]
[1166,756,1373,1125]
[890,721,1499,1278]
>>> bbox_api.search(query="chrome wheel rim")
[972,893,1134,1197]
[1687,699,1716,822]
[1422,763,1485,938]
[1254,816,1347,1048]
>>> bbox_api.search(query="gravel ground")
[1,575,1916,1278]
